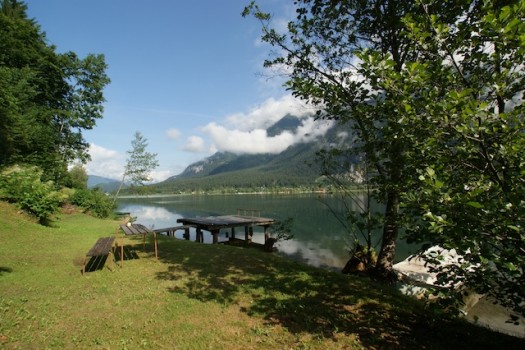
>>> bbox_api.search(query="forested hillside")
[151,115,354,193]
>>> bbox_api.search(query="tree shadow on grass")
[0,267,13,276]
[152,241,525,349]
[114,245,140,262]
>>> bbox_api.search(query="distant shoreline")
[114,188,368,199]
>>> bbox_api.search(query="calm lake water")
[117,193,419,270]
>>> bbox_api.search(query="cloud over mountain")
[183,136,207,153]
[194,94,331,155]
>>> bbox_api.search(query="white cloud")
[133,206,173,221]
[183,136,206,153]
[148,169,174,183]
[225,94,314,131]
[202,123,295,154]
[277,239,347,269]
[86,143,176,182]
[166,128,181,140]
[196,95,333,155]
[86,143,124,180]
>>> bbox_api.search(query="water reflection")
[117,194,417,270]
[131,206,174,222]
[277,239,347,270]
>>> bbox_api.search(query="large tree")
[245,0,525,315]
[0,0,109,184]
[243,0,442,278]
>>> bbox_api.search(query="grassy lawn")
[0,201,523,349]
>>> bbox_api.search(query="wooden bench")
[82,237,116,275]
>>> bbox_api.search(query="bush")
[0,165,61,222]
[70,188,115,218]
[264,218,294,252]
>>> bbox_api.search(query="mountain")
[155,115,354,193]
[87,175,122,192]
[266,114,304,137]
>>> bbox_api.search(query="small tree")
[317,148,381,273]
[114,131,159,200]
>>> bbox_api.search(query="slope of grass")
[0,201,523,349]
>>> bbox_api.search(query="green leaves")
[70,188,115,218]
[0,3,109,184]
[247,0,525,316]
[125,132,159,187]
[0,165,62,222]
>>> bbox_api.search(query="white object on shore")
[393,246,525,339]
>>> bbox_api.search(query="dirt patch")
[60,204,78,214]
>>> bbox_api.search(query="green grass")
[0,201,523,349]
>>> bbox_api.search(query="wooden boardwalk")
[176,215,276,244]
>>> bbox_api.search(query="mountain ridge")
[154,115,353,193]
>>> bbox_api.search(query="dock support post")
[211,229,219,244]
[231,227,236,241]
[244,226,249,243]
[184,227,190,240]
[196,228,203,243]
[153,231,158,260]
[247,226,253,243]
[264,225,270,244]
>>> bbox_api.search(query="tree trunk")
[374,189,400,282]
[112,173,127,206]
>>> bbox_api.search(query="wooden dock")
[176,214,276,244]
[154,225,194,239]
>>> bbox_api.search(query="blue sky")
[25,0,328,181]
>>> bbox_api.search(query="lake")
[117,193,419,271]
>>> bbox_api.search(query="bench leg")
[82,255,88,275]
[120,238,124,267]
[107,251,115,272]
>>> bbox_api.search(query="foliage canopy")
[245,0,525,316]
[0,0,109,185]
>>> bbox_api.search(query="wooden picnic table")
[117,223,158,265]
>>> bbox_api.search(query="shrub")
[0,165,61,222]
[70,188,115,218]
[264,218,294,252]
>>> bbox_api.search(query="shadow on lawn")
[115,245,140,262]
[83,255,111,273]
[82,244,140,274]
[0,266,13,276]
[150,241,525,349]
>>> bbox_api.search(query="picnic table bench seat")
[82,236,116,275]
